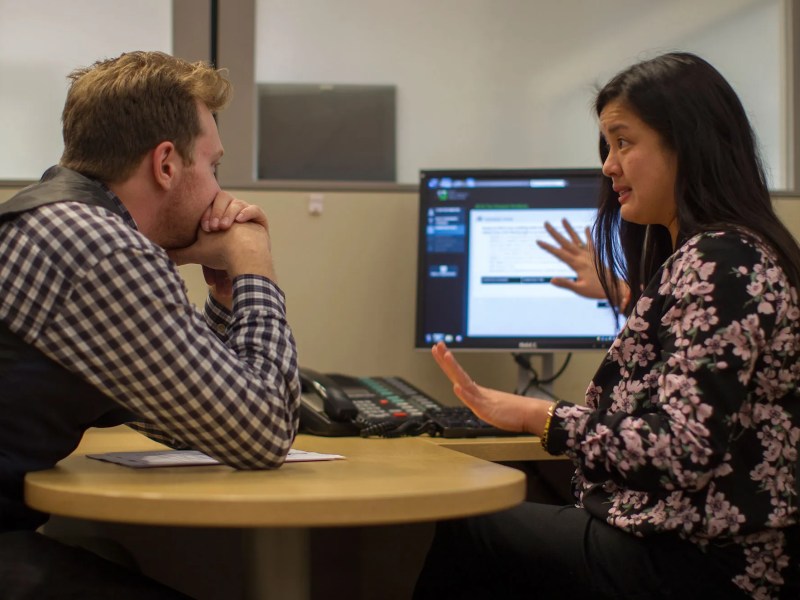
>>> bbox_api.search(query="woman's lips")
[615,187,631,204]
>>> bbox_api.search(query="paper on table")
[86,449,345,468]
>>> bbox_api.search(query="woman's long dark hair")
[593,52,800,318]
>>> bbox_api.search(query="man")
[0,51,300,597]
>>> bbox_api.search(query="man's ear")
[151,141,180,191]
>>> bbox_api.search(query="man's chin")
[161,236,197,252]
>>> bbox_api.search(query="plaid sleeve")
[204,292,233,342]
[41,247,301,469]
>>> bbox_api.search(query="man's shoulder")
[10,201,162,271]
[36,202,147,245]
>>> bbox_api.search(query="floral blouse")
[545,230,800,599]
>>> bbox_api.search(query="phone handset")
[298,368,359,422]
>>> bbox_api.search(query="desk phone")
[299,368,520,438]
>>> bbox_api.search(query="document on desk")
[86,449,345,468]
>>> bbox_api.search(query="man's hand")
[168,191,274,309]
[200,191,269,233]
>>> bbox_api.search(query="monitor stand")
[515,352,556,398]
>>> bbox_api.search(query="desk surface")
[25,427,527,528]
[433,434,557,462]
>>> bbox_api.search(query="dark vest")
[0,166,136,532]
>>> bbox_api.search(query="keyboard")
[425,406,523,438]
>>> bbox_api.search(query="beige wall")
[775,196,800,236]
[2,184,799,405]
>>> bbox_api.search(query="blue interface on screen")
[415,169,620,351]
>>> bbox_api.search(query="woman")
[414,52,800,599]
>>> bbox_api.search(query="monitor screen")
[415,168,620,351]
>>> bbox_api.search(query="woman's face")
[599,99,679,246]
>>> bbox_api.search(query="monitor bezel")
[414,167,617,353]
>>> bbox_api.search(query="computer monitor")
[415,168,620,352]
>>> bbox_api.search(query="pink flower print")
[765,266,781,284]
[738,402,754,428]
[738,534,788,595]
[645,501,669,526]
[750,461,776,483]
[786,304,800,321]
[686,343,710,361]
[665,352,693,373]
[695,402,714,421]
[760,436,782,463]
[679,301,701,328]
[789,427,800,445]
[712,461,733,478]
[625,379,645,397]
[726,321,753,363]
[665,505,701,533]
[646,434,672,470]
[706,493,745,536]
[769,327,795,353]
[679,416,710,441]
[767,506,790,528]
[661,304,683,326]
[747,280,766,297]
[617,488,648,511]
[635,295,653,314]
[581,423,612,468]
[585,382,601,408]
[743,313,760,330]
[641,371,660,389]
[769,465,791,496]
[628,315,649,333]
[665,492,688,511]
[631,343,655,367]
[754,403,789,428]
[618,429,647,471]
[753,371,782,402]
[683,425,712,464]
[662,402,689,426]
[698,261,717,280]
[659,267,672,290]
[777,371,795,396]
[732,574,754,594]
[703,334,727,355]
[663,373,698,402]
[619,337,637,364]
[758,300,776,315]
[688,280,715,299]
[608,337,624,364]
[791,362,800,382]
[744,550,768,579]
[691,305,719,332]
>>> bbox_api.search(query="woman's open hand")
[431,342,552,434]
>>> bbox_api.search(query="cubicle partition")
[2,185,799,406]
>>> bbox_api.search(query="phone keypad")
[344,376,440,420]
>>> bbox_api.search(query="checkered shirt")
[0,190,300,469]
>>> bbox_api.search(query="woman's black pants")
[414,503,748,600]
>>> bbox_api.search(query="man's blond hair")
[60,51,232,183]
